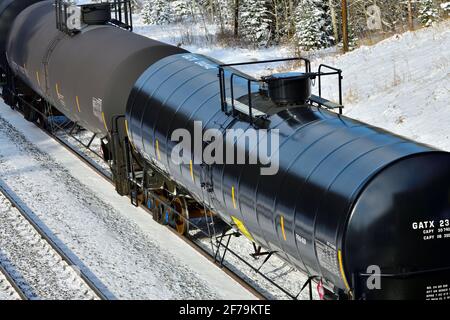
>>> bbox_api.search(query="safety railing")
[55,0,133,36]
[218,57,345,121]
[218,58,311,121]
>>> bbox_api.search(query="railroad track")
[42,128,271,299]
[0,261,27,300]
[0,181,109,300]
[51,131,268,300]
[1,93,298,300]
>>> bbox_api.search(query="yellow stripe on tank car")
[231,216,254,242]
[189,160,195,182]
[231,186,237,209]
[125,119,129,136]
[338,250,351,292]
[75,96,81,113]
[36,71,41,88]
[280,215,287,241]
[101,112,108,131]
[155,139,161,160]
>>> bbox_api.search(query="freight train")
[1,0,449,300]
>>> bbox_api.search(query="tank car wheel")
[171,197,190,236]
[148,198,164,225]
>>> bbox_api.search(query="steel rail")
[0,181,109,300]
[2,93,307,300]
[0,261,28,300]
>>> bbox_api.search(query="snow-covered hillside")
[135,19,450,151]
[314,20,450,152]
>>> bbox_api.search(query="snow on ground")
[309,20,450,152]
[195,233,317,300]
[133,18,298,75]
[0,269,21,300]
[0,191,97,300]
[135,19,450,151]
[0,104,256,300]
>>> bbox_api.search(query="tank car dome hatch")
[80,3,111,26]
[263,72,314,106]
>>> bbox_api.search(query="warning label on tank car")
[426,284,450,300]
[411,219,450,241]
[316,240,340,277]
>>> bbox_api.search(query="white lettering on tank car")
[412,220,435,229]
[194,60,216,70]
[426,284,450,300]
[181,54,215,70]
[181,54,199,62]
[412,219,450,241]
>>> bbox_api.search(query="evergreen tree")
[295,0,334,50]
[240,0,271,47]
[215,0,234,27]
[141,0,152,24]
[172,0,193,22]
[141,0,171,25]
[418,0,439,27]
[440,1,450,15]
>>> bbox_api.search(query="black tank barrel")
[0,0,43,69]
[6,0,186,134]
[126,53,450,299]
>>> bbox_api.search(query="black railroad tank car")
[126,53,450,299]
[0,0,44,107]
[2,0,450,300]
[0,0,43,69]
[6,0,186,134]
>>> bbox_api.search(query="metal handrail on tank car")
[109,0,133,31]
[317,64,344,114]
[218,58,345,121]
[55,0,133,35]
[218,57,311,115]
[229,72,259,125]
[55,0,70,35]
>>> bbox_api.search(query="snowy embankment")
[0,105,256,300]
[135,19,450,151]
[314,20,450,152]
